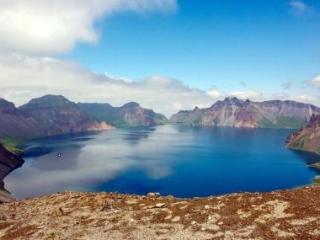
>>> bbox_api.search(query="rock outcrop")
[0,144,23,196]
[287,114,320,154]
[0,95,112,139]
[170,97,320,129]
[78,102,167,127]
[0,186,320,239]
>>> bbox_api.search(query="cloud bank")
[0,53,216,116]
[0,0,177,55]
[1,53,319,117]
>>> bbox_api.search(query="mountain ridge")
[0,95,112,139]
[78,101,167,127]
[170,97,320,129]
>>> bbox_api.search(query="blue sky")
[67,0,320,92]
[0,0,320,115]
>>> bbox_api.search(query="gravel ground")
[1,186,320,240]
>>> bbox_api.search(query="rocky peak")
[121,102,140,109]
[211,97,248,109]
[308,114,320,127]
[224,97,243,103]
[19,95,75,110]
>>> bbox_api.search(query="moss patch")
[0,138,24,154]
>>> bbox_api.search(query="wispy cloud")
[239,81,248,87]
[0,0,177,55]
[228,90,263,100]
[290,0,312,15]
[281,81,293,90]
[309,75,320,87]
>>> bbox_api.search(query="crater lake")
[5,125,320,199]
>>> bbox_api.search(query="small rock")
[148,192,160,197]
[101,202,112,211]
[171,216,181,222]
[204,205,210,209]
[191,221,197,225]
[0,213,6,221]
[125,199,138,205]
[155,203,166,208]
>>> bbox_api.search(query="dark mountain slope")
[0,144,23,193]
[287,114,320,154]
[0,95,111,139]
[78,102,167,127]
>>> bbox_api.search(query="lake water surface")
[6,125,320,199]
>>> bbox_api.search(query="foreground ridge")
[1,187,320,239]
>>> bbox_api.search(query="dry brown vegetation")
[1,186,320,239]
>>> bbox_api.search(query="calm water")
[6,125,320,199]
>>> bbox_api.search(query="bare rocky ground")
[0,186,320,240]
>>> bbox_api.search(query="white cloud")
[291,94,318,102]
[0,53,216,116]
[1,54,319,117]
[290,0,312,15]
[206,88,221,98]
[0,0,177,55]
[310,75,320,87]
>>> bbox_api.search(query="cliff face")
[0,95,112,139]
[0,144,23,192]
[287,114,320,154]
[0,186,320,239]
[0,99,43,139]
[170,97,320,129]
[78,102,167,127]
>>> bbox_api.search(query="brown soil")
[1,186,320,239]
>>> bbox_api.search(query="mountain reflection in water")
[5,125,320,199]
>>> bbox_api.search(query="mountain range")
[1,95,320,140]
[170,97,320,129]
[78,102,167,127]
[0,95,169,139]
[1,94,320,199]
[0,95,111,139]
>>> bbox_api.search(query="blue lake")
[6,125,320,199]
